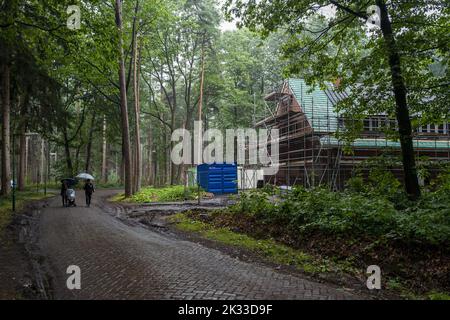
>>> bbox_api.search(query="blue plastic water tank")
[197,163,238,194]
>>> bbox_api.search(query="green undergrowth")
[227,170,450,247]
[111,185,206,203]
[427,291,450,300]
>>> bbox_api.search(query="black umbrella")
[61,178,77,187]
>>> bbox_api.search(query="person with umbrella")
[61,178,77,207]
[77,173,95,207]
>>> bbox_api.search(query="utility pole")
[197,39,206,205]
[198,42,205,161]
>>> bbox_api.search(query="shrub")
[228,183,450,246]
[129,185,205,202]
[232,189,276,218]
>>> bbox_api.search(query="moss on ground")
[169,213,345,275]
[169,212,450,300]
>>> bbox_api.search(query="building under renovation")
[255,78,450,190]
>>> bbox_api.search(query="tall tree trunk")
[115,0,132,197]
[162,123,168,185]
[153,150,158,186]
[119,155,124,184]
[25,136,28,182]
[147,126,153,185]
[197,42,205,164]
[18,92,29,191]
[85,113,96,172]
[128,0,140,194]
[18,132,26,191]
[133,34,142,193]
[170,110,176,185]
[131,143,135,194]
[377,0,421,199]
[125,0,140,93]
[101,116,108,183]
[168,78,177,185]
[40,138,45,184]
[1,63,11,195]
[62,127,73,177]
[74,139,82,175]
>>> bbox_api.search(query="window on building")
[428,124,434,133]
[362,116,391,132]
[363,119,371,131]
[371,118,380,130]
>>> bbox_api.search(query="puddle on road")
[115,199,232,234]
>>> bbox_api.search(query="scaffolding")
[255,79,450,190]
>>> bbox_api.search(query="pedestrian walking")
[60,181,68,207]
[83,179,95,207]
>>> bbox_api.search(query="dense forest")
[0,0,286,197]
[0,0,448,198]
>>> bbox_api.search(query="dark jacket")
[83,182,95,194]
[60,183,67,196]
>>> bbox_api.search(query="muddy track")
[1,197,55,300]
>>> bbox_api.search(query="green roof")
[288,79,450,150]
[320,136,450,150]
[288,78,342,132]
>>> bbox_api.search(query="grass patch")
[111,185,206,203]
[428,291,450,300]
[0,191,55,236]
[169,213,337,274]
